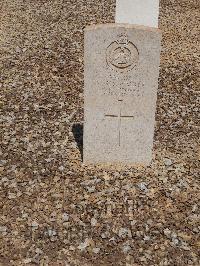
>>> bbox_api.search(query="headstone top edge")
[85,23,161,34]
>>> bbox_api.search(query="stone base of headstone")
[84,24,161,166]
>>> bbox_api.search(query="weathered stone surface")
[116,0,159,28]
[84,24,161,165]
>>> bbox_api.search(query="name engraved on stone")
[105,100,134,146]
[106,34,139,72]
[104,80,145,97]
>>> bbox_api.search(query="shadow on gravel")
[72,123,83,161]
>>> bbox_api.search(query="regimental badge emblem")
[106,34,139,72]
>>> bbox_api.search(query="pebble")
[58,165,64,171]
[164,158,173,166]
[78,239,89,251]
[92,247,100,254]
[131,220,137,226]
[138,182,148,192]
[86,186,96,193]
[47,229,57,237]
[91,217,97,226]
[62,213,69,222]
[144,235,151,241]
[164,228,171,237]
[31,221,39,229]
[24,258,32,264]
[8,193,16,199]
[118,228,131,238]
[0,226,7,233]
[122,245,131,253]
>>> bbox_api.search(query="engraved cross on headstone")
[105,100,134,146]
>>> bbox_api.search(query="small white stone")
[86,186,96,193]
[147,219,153,225]
[22,213,28,218]
[0,226,7,232]
[119,227,129,238]
[69,245,75,251]
[138,182,148,192]
[35,248,43,254]
[171,232,177,239]
[48,229,56,237]
[16,46,21,53]
[122,245,131,253]
[164,228,171,237]
[31,221,39,228]
[131,220,137,226]
[58,165,64,171]
[144,235,150,241]
[181,242,190,251]
[8,193,16,199]
[91,217,97,226]
[101,233,107,239]
[164,158,173,166]
[93,247,100,254]
[192,204,198,212]
[172,237,179,245]
[78,238,89,251]
[2,177,8,183]
[62,213,69,222]
[24,258,32,264]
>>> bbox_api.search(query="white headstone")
[116,0,159,28]
[84,24,161,165]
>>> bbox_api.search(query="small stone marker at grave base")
[84,24,161,165]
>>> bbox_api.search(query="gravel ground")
[0,0,199,265]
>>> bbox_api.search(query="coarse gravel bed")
[0,0,199,265]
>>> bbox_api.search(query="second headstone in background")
[116,0,159,28]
